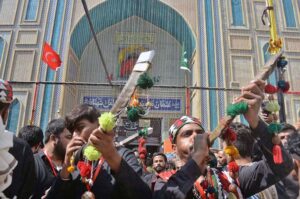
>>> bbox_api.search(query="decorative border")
[20,0,43,25]
[226,0,249,29]
[229,54,254,84]
[9,49,36,81]
[16,30,39,45]
[228,34,252,50]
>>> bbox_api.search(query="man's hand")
[64,136,86,166]
[234,79,265,129]
[191,133,209,173]
[60,136,86,179]
[89,128,122,173]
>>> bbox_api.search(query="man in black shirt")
[154,80,293,199]
[18,125,44,154]
[33,118,72,199]
[46,104,151,199]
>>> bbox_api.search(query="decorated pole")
[209,51,283,144]
[68,51,155,198]
[262,0,287,122]
[263,0,282,54]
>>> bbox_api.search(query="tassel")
[224,145,239,158]
[264,84,277,94]
[227,161,239,173]
[77,161,92,178]
[127,107,141,122]
[226,102,248,117]
[272,145,283,164]
[138,137,147,159]
[268,122,282,134]
[277,80,290,93]
[265,101,280,113]
[137,73,154,89]
[223,128,237,142]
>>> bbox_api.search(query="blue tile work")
[40,0,65,131]
[0,37,3,63]
[282,0,296,27]
[197,0,208,130]
[204,0,218,132]
[52,0,73,120]
[6,100,20,134]
[25,0,39,21]
[231,0,244,26]
[213,0,226,148]
[214,0,225,119]
[34,0,57,126]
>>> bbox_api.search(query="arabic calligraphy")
[83,96,181,112]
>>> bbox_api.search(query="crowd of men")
[0,78,300,199]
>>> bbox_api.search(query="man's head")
[230,122,255,159]
[0,80,13,124]
[152,152,167,174]
[216,150,227,167]
[18,125,44,153]
[279,123,297,148]
[169,116,205,163]
[45,118,72,159]
[65,104,100,142]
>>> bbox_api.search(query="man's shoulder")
[10,135,32,158]
[116,146,134,157]
[34,151,46,165]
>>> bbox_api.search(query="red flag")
[42,42,62,70]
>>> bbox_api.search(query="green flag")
[180,44,190,72]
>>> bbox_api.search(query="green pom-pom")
[268,122,282,134]
[137,73,154,89]
[138,128,148,137]
[127,107,145,122]
[98,112,116,132]
[226,102,248,117]
[84,145,101,161]
[127,107,140,122]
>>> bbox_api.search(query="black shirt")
[4,136,35,199]
[46,146,152,199]
[33,151,58,199]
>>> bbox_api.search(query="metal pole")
[30,82,39,125]
[275,68,286,122]
[81,0,112,86]
[185,71,190,115]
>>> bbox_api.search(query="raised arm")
[235,80,293,197]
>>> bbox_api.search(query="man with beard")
[154,80,293,199]
[275,123,300,199]
[45,104,151,199]
[33,118,72,199]
[144,152,174,191]
[153,152,167,174]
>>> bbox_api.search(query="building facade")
[0,0,300,147]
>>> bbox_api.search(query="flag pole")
[81,0,112,86]
[29,82,39,125]
[185,71,190,116]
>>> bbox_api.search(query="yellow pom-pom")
[67,165,75,173]
[224,145,239,158]
[84,145,101,161]
[98,112,116,132]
